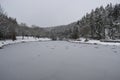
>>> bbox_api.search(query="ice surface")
[0,41,120,80]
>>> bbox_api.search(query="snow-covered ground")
[69,38,120,46]
[0,41,120,80]
[1,37,120,49]
[0,36,51,48]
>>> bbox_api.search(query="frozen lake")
[0,41,120,80]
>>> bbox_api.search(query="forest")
[49,3,120,40]
[0,3,120,40]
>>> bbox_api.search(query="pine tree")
[70,26,79,39]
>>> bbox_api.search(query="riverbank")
[1,37,120,49]
[0,36,51,49]
[68,38,120,46]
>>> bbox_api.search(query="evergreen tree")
[70,26,79,39]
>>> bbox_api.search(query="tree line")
[74,3,120,40]
[0,5,17,40]
[49,3,120,40]
[0,4,49,40]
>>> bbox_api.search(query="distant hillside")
[45,3,120,40]
[44,22,77,39]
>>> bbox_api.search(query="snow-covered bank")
[0,36,51,48]
[69,38,120,46]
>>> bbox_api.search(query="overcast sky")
[0,0,119,27]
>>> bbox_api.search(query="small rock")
[51,48,54,49]
[0,47,3,49]
[111,47,115,49]
[94,46,99,48]
[94,43,98,45]
[113,51,117,53]
[37,54,40,56]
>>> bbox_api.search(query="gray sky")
[0,0,119,27]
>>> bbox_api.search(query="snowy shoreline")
[1,37,120,49]
[0,36,51,49]
[68,38,120,46]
